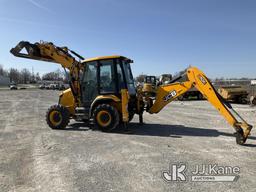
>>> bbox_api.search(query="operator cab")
[81,55,136,106]
[144,76,157,85]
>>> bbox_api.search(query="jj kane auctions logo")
[162,163,240,182]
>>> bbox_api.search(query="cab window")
[82,61,97,102]
[117,63,125,91]
[99,60,115,93]
[122,60,136,95]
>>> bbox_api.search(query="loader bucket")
[10,41,55,63]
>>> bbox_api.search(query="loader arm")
[10,41,84,105]
[149,67,252,145]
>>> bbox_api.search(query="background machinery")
[159,73,203,101]
[250,96,256,106]
[11,40,253,145]
[142,75,157,97]
[218,86,248,104]
[177,87,204,101]
[144,76,157,86]
[250,81,256,106]
[159,74,172,85]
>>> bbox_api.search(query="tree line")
[0,64,67,84]
[134,73,254,83]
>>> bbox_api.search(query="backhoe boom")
[149,67,252,145]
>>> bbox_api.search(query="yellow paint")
[142,83,154,93]
[121,89,129,122]
[59,88,76,115]
[83,55,131,63]
[92,95,121,104]
[149,81,193,113]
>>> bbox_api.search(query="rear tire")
[93,104,119,132]
[46,105,70,129]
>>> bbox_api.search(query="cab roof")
[82,55,132,63]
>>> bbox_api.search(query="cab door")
[99,59,116,94]
[81,61,98,106]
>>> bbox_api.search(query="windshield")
[122,60,136,95]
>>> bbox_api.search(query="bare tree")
[0,64,8,77]
[42,69,64,81]
[0,64,3,76]
[135,74,147,83]
[35,72,41,81]
[9,68,20,83]
[20,68,31,84]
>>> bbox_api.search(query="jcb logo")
[198,75,207,85]
[162,163,187,182]
[163,90,177,102]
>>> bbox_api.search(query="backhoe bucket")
[10,41,55,63]
[235,122,253,145]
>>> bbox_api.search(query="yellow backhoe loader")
[10,41,252,145]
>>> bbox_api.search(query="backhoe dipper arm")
[149,67,252,145]
[10,41,82,105]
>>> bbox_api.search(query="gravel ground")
[0,90,255,192]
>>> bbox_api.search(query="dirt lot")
[0,90,256,192]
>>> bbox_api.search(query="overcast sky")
[0,0,255,78]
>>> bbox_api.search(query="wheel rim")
[96,110,112,127]
[49,111,62,126]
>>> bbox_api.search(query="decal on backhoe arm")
[163,90,177,102]
[198,75,207,85]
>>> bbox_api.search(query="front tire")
[93,104,119,132]
[46,105,70,129]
